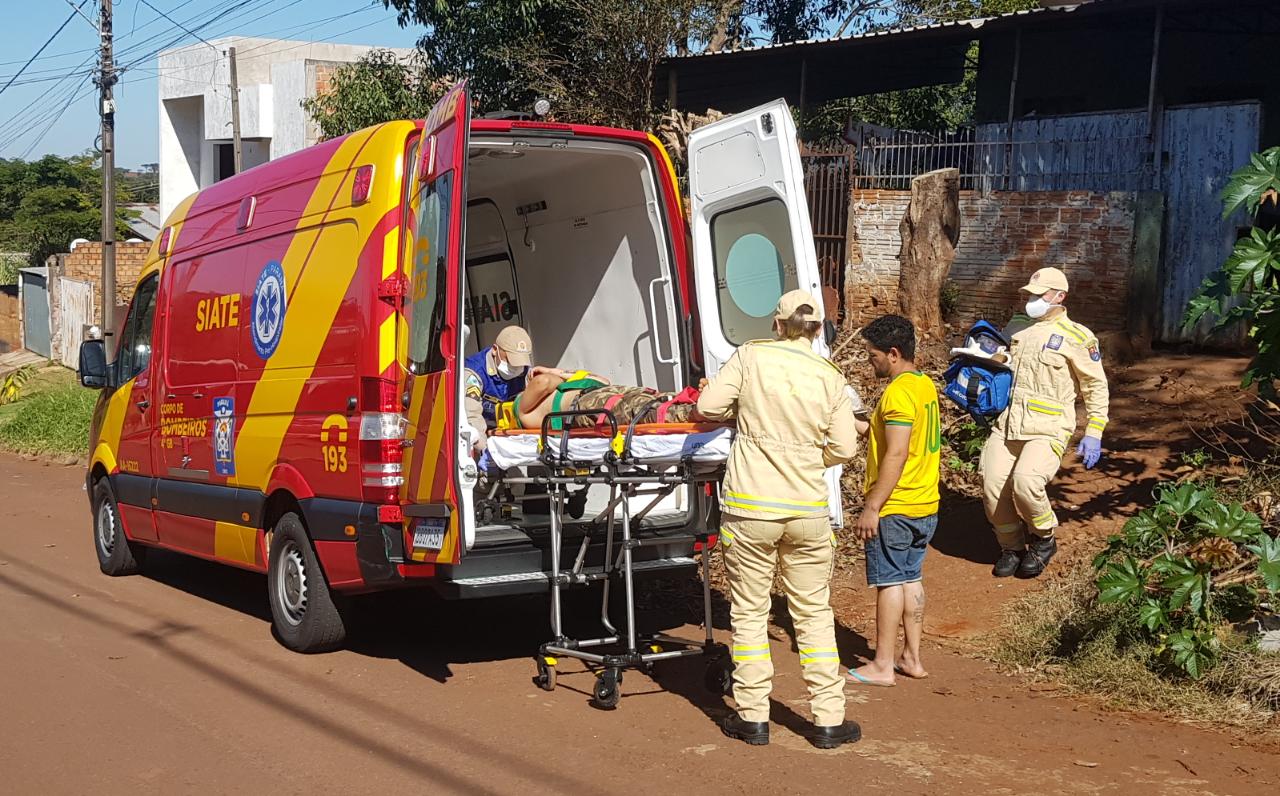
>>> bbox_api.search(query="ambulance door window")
[118,275,160,381]
[709,198,798,345]
[407,170,454,375]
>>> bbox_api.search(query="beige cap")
[774,289,822,322]
[1020,266,1070,295]
[495,325,533,367]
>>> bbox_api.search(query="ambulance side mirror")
[78,339,111,389]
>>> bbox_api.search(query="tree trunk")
[897,167,960,339]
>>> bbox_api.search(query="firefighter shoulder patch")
[464,370,483,399]
[1088,342,1102,361]
[1046,334,1063,351]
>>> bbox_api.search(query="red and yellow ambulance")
[79,83,838,652]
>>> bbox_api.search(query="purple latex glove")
[1076,436,1102,469]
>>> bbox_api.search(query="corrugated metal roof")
[667,3,1085,60]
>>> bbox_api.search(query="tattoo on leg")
[912,592,925,626]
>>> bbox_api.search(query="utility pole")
[227,46,242,174]
[98,0,116,339]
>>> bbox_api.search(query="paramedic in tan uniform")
[977,267,1110,579]
[697,289,861,749]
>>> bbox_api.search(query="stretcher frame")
[492,408,731,709]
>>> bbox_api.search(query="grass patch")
[989,563,1280,734]
[0,366,97,457]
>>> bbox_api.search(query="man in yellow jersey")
[697,290,861,749]
[847,315,940,687]
[977,267,1109,579]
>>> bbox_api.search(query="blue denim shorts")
[864,513,937,587]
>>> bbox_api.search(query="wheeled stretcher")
[483,409,734,709]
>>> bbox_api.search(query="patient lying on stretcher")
[499,369,709,431]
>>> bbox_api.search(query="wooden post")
[897,168,960,338]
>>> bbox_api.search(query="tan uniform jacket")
[995,310,1110,448]
[697,338,858,520]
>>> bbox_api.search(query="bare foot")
[846,662,895,687]
[894,654,929,679]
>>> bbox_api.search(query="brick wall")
[0,285,18,354]
[60,242,151,324]
[845,190,1137,335]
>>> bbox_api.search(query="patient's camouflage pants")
[570,386,697,427]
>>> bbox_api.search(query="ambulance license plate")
[412,518,446,550]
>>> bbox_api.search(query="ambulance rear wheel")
[92,479,146,576]
[268,512,346,653]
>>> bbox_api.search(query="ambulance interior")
[460,135,700,542]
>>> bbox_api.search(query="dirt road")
[1,448,1275,795]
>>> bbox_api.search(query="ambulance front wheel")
[92,479,146,576]
[268,512,347,653]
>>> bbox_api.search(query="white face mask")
[496,358,524,380]
[1025,294,1058,319]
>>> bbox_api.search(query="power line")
[136,0,219,53]
[0,0,91,99]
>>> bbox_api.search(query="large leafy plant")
[1185,148,1280,393]
[1093,483,1278,679]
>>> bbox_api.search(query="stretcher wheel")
[535,659,557,692]
[591,669,622,710]
[704,657,733,696]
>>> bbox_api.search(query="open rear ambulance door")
[686,99,844,527]
[400,81,475,564]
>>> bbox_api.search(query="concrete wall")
[845,189,1137,335]
[158,37,413,218]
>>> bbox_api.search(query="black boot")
[720,713,769,746]
[992,548,1023,578]
[1017,535,1058,578]
[809,720,862,749]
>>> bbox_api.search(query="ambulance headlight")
[533,98,551,117]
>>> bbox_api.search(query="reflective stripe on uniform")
[1026,400,1064,416]
[1050,440,1065,457]
[732,643,771,662]
[1087,417,1107,432]
[1031,509,1056,527]
[724,491,827,515]
[1055,321,1087,344]
[720,528,735,543]
[798,646,839,665]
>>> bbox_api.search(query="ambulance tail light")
[352,165,374,204]
[359,377,406,503]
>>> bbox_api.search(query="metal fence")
[852,127,1155,193]
[801,145,853,320]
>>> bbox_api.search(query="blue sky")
[0,0,421,168]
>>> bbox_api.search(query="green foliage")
[1185,147,1280,393]
[940,417,987,478]
[0,153,134,267]
[0,364,36,405]
[1093,482,1276,679]
[0,252,21,286]
[1179,447,1212,469]
[939,279,961,319]
[301,49,443,141]
[0,374,96,457]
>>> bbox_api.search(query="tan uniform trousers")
[722,514,844,726]
[980,435,1063,550]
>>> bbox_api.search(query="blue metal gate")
[19,267,50,358]
[1159,102,1260,345]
